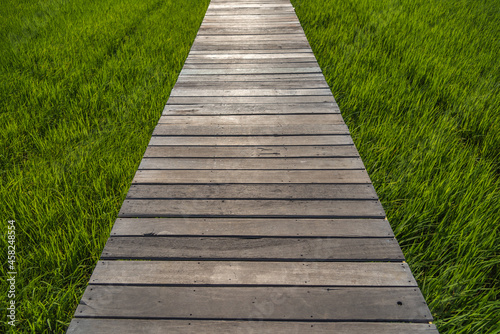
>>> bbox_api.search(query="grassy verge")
[0,0,209,332]
[291,0,500,333]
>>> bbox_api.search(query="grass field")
[0,0,498,333]
[0,0,209,332]
[292,0,500,333]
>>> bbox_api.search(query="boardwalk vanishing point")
[67,0,438,332]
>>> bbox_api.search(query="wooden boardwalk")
[67,0,438,332]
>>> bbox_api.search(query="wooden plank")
[67,319,439,334]
[148,136,353,146]
[189,49,313,54]
[118,199,384,218]
[131,170,372,184]
[162,103,339,115]
[89,261,417,286]
[138,157,362,170]
[198,27,304,35]
[186,52,315,60]
[190,43,311,51]
[170,88,330,97]
[126,184,377,199]
[179,67,320,75]
[157,115,342,125]
[117,201,383,219]
[74,286,431,321]
[167,96,335,104]
[195,35,307,42]
[143,146,357,158]
[181,63,320,69]
[173,81,329,90]
[101,237,402,261]
[201,15,298,21]
[110,218,394,237]
[175,74,325,82]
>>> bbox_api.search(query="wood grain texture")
[126,184,377,199]
[148,136,353,146]
[131,170,372,184]
[89,261,417,286]
[143,146,358,158]
[162,103,339,115]
[67,319,439,334]
[138,157,363,169]
[101,237,402,261]
[74,286,431,321]
[110,218,394,237]
[157,114,343,125]
[118,199,385,218]
[152,124,349,136]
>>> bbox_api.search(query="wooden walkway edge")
[67,0,438,332]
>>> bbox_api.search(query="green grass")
[291,0,500,332]
[0,0,209,332]
[1,0,499,332]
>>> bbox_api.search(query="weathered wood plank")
[118,199,385,218]
[101,237,402,261]
[131,170,372,184]
[138,157,362,170]
[198,27,304,35]
[179,67,320,75]
[153,124,348,135]
[182,63,319,69]
[186,53,315,60]
[148,136,353,146]
[74,286,431,321]
[173,81,329,90]
[167,96,335,104]
[162,103,339,115]
[157,115,342,125]
[143,146,357,158]
[110,218,393,237]
[126,184,377,199]
[67,319,439,334]
[170,88,330,97]
[89,261,417,286]
[190,43,311,51]
[195,34,307,42]
[175,74,325,82]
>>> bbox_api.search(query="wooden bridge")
[68,0,438,332]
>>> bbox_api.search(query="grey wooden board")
[189,49,313,54]
[138,157,363,170]
[179,67,320,75]
[167,96,335,104]
[170,88,330,97]
[110,218,394,237]
[184,59,319,64]
[186,51,316,61]
[131,170,372,184]
[118,199,385,218]
[148,136,353,146]
[202,15,297,21]
[182,63,320,69]
[75,286,431,321]
[157,115,343,125]
[173,81,329,89]
[143,146,357,158]
[175,74,325,82]
[162,104,339,115]
[195,35,307,42]
[153,124,348,135]
[67,319,439,334]
[209,4,293,8]
[205,10,296,16]
[126,184,377,200]
[190,44,311,51]
[101,237,402,261]
[90,261,417,286]
[198,27,304,35]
